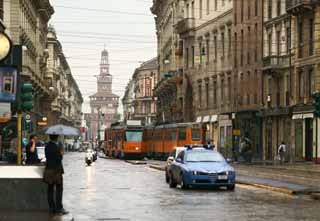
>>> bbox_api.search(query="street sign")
[25,114,31,120]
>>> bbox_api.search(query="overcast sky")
[50,0,156,113]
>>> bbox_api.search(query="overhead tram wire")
[49,1,293,25]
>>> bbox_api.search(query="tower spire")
[100,48,110,76]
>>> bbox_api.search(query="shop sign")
[0,66,17,102]
[0,102,11,122]
[233,129,241,136]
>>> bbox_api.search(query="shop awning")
[202,115,210,123]
[211,115,218,122]
[292,113,314,120]
[196,116,202,123]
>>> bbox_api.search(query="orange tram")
[105,122,202,160]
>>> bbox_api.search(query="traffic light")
[312,92,320,118]
[20,83,33,111]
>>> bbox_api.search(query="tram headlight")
[135,147,140,150]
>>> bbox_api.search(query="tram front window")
[125,131,143,142]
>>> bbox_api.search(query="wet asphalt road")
[63,153,320,221]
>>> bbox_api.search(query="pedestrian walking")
[278,141,286,165]
[43,134,68,215]
[25,135,40,165]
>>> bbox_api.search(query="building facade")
[46,26,83,128]
[122,79,135,121]
[4,0,55,127]
[88,49,119,141]
[131,58,158,125]
[151,0,185,124]
[262,0,292,161]
[287,0,320,163]
[176,0,233,155]
[232,0,264,160]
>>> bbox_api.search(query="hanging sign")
[0,102,11,123]
[0,66,17,102]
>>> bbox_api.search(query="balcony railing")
[286,0,318,14]
[263,55,290,69]
[176,18,196,35]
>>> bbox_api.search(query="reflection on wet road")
[63,153,320,221]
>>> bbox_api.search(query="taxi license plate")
[218,175,228,180]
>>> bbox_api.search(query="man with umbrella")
[44,134,68,215]
[43,125,79,215]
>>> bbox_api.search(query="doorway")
[305,118,313,161]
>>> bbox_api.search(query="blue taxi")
[168,145,235,190]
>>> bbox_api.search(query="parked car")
[165,147,186,183]
[168,145,235,190]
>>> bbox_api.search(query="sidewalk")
[147,160,320,195]
[0,210,74,221]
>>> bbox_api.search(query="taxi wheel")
[169,175,177,188]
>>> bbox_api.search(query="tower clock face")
[0,33,12,61]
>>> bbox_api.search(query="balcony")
[176,18,196,36]
[286,0,318,15]
[263,55,290,70]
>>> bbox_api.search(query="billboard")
[0,66,17,102]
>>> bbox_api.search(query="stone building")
[3,0,54,128]
[45,26,83,128]
[151,0,184,124]
[122,79,135,121]
[287,0,320,163]
[131,58,158,125]
[88,49,119,141]
[176,0,233,155]
[232,0,264,160]
[262,0,292,161]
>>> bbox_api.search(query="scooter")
[85,150,93,166]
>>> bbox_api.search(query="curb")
[236,180,295,195]
[149,165,165,171]
[125,160,147,165]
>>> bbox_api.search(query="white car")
[165,147,186,183]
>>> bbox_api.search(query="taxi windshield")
[186,151,225,162]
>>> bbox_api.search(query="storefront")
[218,115,232,158]
[233,111,263,160]
[292,112,319,163]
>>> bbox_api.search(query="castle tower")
[89,49,119,141]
